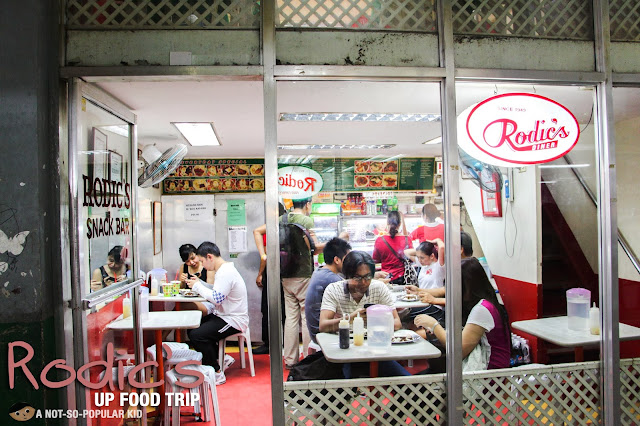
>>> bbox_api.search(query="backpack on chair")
[279,213,315,278]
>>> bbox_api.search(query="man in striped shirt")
[319,251,408,378]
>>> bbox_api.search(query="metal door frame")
[63,79,138,423]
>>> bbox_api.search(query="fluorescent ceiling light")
[172,122,220,146]
[279,113,441,122]
[381,154,405,162]
[278,144,395,150]
[423,137,442,145]
[538,163,590,169]
[101,125,129,137]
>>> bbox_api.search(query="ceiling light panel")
[172,122,220,146]
[279,113,441,122]
[277,144,396,150]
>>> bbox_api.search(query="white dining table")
[148,294,206,303]
[316,331,441,376]
[392,292,433,309]
[511,316,640,361]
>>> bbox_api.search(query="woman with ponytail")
[372,211,410,285]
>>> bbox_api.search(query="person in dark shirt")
[305,237,351,344]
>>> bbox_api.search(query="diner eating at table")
[185,241,250,385]
[90,245,130,291]
[319,250,410,377]
[413,257,511,371]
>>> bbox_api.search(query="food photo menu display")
[311,157,435,192]
[163,159,265,194]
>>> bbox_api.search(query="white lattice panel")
[620,358,640,425]
[284,359,640,424]
[276,0,437,31]
[610,0,640,41]
[463,362,601,425]
[66,0,260,29]
[452,0,593,40]
[284,375,447,425]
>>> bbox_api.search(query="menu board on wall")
[163,159,265,194]
[163,157,435,194]
[398,157,436,190]
[311,157,434,192]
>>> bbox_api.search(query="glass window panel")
[277,80,445,424]
[456,83,601,423]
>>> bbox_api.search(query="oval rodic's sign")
[461,93,580,166]
[278,166,323,200]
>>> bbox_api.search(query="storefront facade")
[3,0,640,424]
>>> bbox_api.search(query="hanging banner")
[278,166,323,199]
[458,93,580,166]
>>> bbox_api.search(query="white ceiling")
[95,80,640,160]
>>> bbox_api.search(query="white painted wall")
[614,117,640,281]
[460,166,541,285]
[541,125,599,274]
[137,185,164,275]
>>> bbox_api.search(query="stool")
[146,342,203,382]
[218,327,255,377]
[164,365,221,426]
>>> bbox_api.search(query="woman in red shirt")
[372,211,410,284]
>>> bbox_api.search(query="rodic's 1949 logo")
[458,93,580,166]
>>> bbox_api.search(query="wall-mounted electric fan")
[138,144,188,188]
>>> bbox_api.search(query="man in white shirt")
[186,241,249,385]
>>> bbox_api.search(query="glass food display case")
[339,214,424,254]
[339,215,388,254]
[310,203,341,243]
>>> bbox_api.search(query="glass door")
[68,80,140,424]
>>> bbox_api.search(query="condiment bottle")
[352,312,364,346]
[339,315,350,349]
[589,303,600,335]
[122,294,131,319]
[150,277,159,296]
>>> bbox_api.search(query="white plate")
[391,330,420,344]
[398,295,420,302]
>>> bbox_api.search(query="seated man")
[186,241,249,385]
[319,250,409,378]
[305,237,351,345]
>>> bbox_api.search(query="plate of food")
[250,164,264,176]
[236,164,250,176]
[354,161,369,173]
[250,178,264,190]
[179,289,199,297]
[369,175,383,187]
[370,161,384,173]
[193,179,207,191]
[193,164,207,177]
[354,175,369,188]
[383,161,398,173]
[392,330,421,344]
[236,178,250,191]
[383,175,398,188]
[399,294,420,302]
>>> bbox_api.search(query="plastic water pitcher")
[366,304,394,348]
[566,288,591,330]
[148,268,167,284]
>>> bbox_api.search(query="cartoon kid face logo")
[9,403,35,422]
